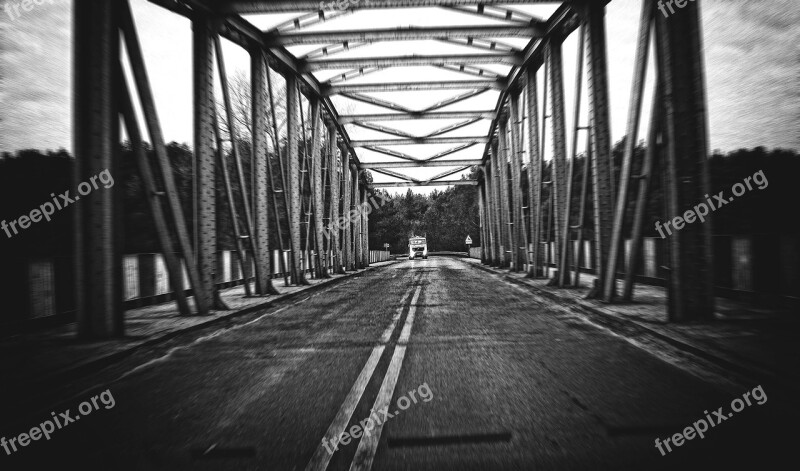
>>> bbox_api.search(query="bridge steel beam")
[372,180,477,188]
[603,0,653,301]
[251,44,279,294]
[73,0,123,338]
[310,99,329,279]
[267,25,541,46]
[583,0,615,298]
[339,111,496,123]
[352,169,360,269]
[490,142,506,267]
[498,124,514,269]
[327,80,504,95]
[546,37,569,286]
[191,13,222,311]
[484,162,498,266]
[508,92,527,273]
[478,181,487,263]
[304,54,522,71]
[286,74,308,285]
[219,1,561,14]
[341,149,353,271]
[328,124,345,274]
[525,68,544,278]
[361,160,482,169]
[558,23,586,288]
[654,0,713,321]
[362,186,370,268]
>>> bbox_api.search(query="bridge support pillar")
[509,92,528,273]
[342,149,353,271]
[490,142,507,268]
[192,13,219,308]
[353,165,363,269]
[582,0,615,298]
[546,37,569,285]
[286,75,307,285]
[251,46,279,294]
[73,0,123,338]
[525,68,544,278]
[655,1,713,321]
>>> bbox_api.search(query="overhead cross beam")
[372,180,478,187]
[221,1,558,14]
[352,136,489,146]
[304,53,522,71]
[441,4,546,25]
[339,111,496,123]
[326,80,504,95]
[265,25,541,46]
[361,159,482,169]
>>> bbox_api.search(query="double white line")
[305,284,423,471]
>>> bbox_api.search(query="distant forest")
[0,143,797,260]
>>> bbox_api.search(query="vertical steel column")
[251,46,278,295]
[546,38,569,284]
[328,124,344,274]
[73,0,122,338]
[558,24,586,287]
[362,187,370,267]
[120,1,207,314]
[603,0,654,301]
[341,148,353,270]
[286,75,307,285]
[192,14,217,312]
[309,100,328,278]
[525,68,543,277]
[583,0,615,296]
[478,181,487,263]
[353,165,363,269]
[482,163,494,265]
[497,119,513,269]
[490,142,506,267]
[483,163,493,265]
[654,0,713,321]
[508,94,526,272]
[624,85,661,300]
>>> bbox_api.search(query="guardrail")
[468,234,800,307]
[7,249,391,333]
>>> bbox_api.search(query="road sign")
[465,235,472,245]
[383,243,390,249]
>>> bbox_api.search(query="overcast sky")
[1,0,797,193]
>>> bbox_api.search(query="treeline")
[0,144,797,259]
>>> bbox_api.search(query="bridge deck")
[1,258,795,468]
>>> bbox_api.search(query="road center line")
[305,287,414,471]
[349,285,423,471]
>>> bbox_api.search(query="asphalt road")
[3,258,797,470]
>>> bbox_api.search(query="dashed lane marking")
[349,285,422,471]
[305,286,414,471]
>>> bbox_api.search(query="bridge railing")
[470,234,800,306]
[7,248,394,333]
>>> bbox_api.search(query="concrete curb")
[469,261,784,390]
[27,262,399,394]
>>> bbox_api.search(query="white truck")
[408,235,428,260]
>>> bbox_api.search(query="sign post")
[465,235,473,253]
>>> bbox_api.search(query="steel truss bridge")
[73,0,712,338]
